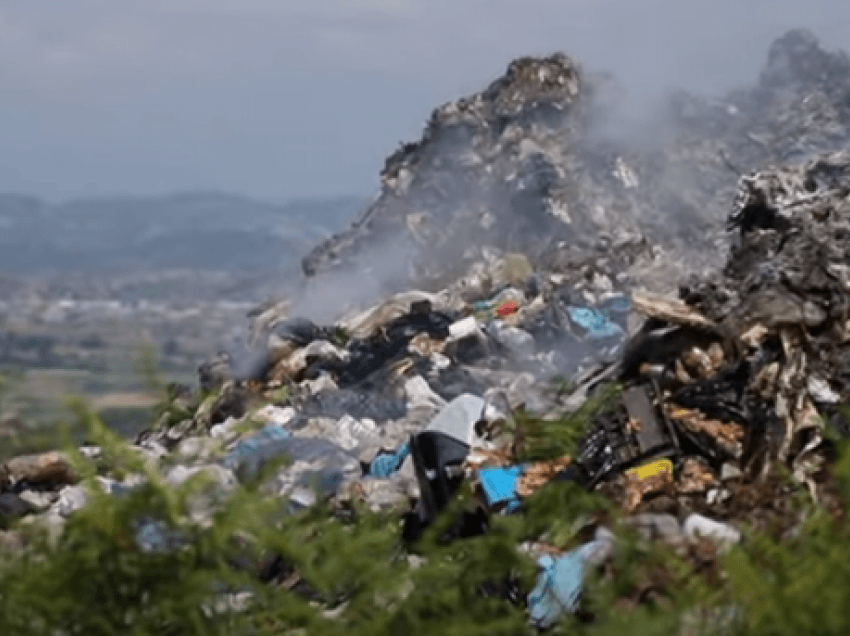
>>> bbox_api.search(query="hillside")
[0,193,364,275]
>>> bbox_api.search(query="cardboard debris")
[631,294,716,330]
[677,457,717,494]
[623,459,675,513]
[1,452,76,489]
[665,406,744,458]
[516,456,572,498]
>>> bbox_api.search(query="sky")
[1,0,849,203]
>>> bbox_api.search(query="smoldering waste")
[5,28,850,629]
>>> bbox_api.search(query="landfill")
[4,28,850,629]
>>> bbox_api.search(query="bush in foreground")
[0,406,849,635]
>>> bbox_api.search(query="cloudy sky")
[1,0,848,202]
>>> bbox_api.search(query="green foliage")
[265,386,292,406]
[3,403,850,635]
[722,514,850,636]
[0,407,539,635]
[332,327,350,347]
[0,427,73,463]
[515,383,622,461]
[547,375,576,398]
[520,480,612,548]
[718,443,850,636]
[1,410,250,635]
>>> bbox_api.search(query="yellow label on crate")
[626,458,674,482]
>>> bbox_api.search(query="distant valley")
[0,192,363,276]
[0,192,364,453]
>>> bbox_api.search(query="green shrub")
[1,404,849,635]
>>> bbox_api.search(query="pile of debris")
[584,156,850,526]
[2,29,850,629]
[302,29,850,297]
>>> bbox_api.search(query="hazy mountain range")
[0,192,364,276]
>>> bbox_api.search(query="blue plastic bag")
[133,518,186,554]
[368,443,410,478]
[478,466,524,512]
[527,534,613,628]
[567,306,624,339]
[223,425,291,474]
[527,550,585,628]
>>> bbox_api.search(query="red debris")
[495,300,519,317]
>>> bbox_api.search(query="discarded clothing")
[409,432,469,524]
[527,551,584,628]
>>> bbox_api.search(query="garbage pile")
[302,29,850,297]
[2,28,850,629]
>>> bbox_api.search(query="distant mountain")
[0,193,364,275]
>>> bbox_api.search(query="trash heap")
[588,151,850,525]
[2,28,850,630]
[302,29,850,296]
